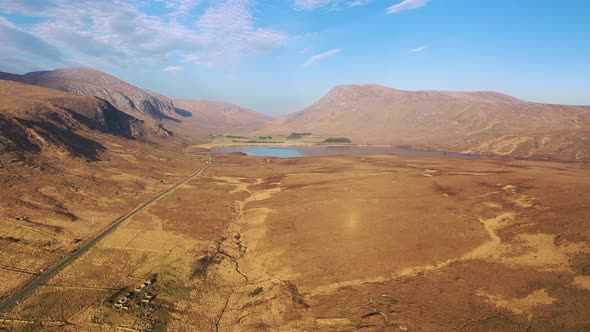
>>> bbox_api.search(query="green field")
[209,135,285,144]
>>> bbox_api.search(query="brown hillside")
[170,99,273,137]
[258,84,590,161]
[0,68,274,141]
[0,80,145,160]
[0,68,175,122]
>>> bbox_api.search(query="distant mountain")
[257,84,590,161]
[0,68,274,141]
[0,68,175,122]
[0,80,145,161]
[170,99,273,137]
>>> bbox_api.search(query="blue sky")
[1,0,589,115]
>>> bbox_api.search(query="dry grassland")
[2,152,590,331]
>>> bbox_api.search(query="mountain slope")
[0,68,273,141]
[0,80,145,161]
[170,99,273,137]
[258,84,590,161]
[0,68,175,122]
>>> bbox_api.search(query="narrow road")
[0,159,212,313]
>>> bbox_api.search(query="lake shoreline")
[204,145,478,159]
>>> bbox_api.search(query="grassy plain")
[2,151,590,331]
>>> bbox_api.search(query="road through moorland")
[0,159,212,313]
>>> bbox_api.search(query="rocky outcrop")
[8,68,175,119]
[0,80,145,160]
[0,68,278,141]
[0,68,175,137]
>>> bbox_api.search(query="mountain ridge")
[0,79,146,161]
[0,67,176,122]
[0,67,274,142]
[256,83,590,161]
[3,66,589,161]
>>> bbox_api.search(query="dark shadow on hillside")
[18,118,105,161]
[0,114,42,154]
[58,103,143,140]
[160,113,181,123]
[174,108,192,117]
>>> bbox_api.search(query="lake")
[208,145,477,159]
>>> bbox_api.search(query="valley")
[1,67,589,331]
[2,1,589,330]
[1,152,589,331]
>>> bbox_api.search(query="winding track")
[0,159,212,313]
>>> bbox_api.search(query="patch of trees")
[287,132,312,139]
[323,137,351,143]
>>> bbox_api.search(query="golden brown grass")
[2,152,590,331]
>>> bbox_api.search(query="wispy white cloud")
[0,17,63,63]
[0,56,46,74]
[386,0,429,14]
[161,65,184,72]
[190,0,287,67]
[293,0,370,10]
[347,0,370,7]
[410,45,428,52]
[154,0,201,17]
[0,0,288,71]
[303,48,341,67]
[293,0,335,10]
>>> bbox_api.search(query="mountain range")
[257,84,590,161]
[0,68,175,122]
[1,67,590,162]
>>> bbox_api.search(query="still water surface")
[209,145,477,159]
